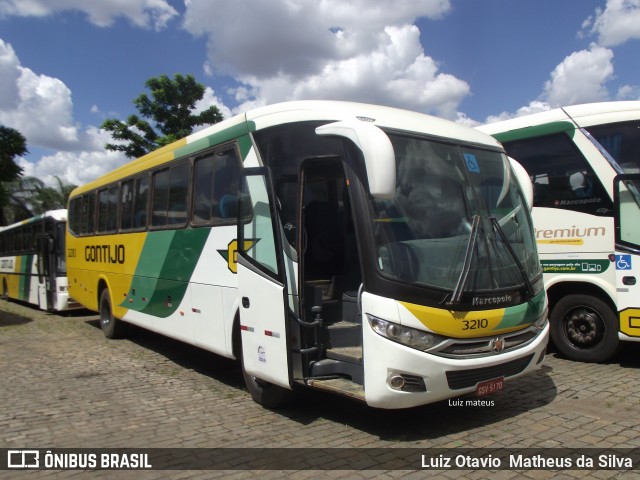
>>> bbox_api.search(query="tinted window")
[134,175,149,229]
[120,179,134,230]
[192,146,241,224]
[120,176,149,231]
[71,193,96,235]
[97,185,119,233]
[151,162,190,227]
[502,133,613,216]
[585,120,640,174]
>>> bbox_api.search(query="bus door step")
[326,320,361,349]
[306,377,365,402]
[326,345,362,364]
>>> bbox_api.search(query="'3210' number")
[462,318,489,330]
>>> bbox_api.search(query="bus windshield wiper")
[446,215,480,306]
[490,217,534,301]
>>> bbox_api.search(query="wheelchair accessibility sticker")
[463,153,480,173]
[616,254,632,270]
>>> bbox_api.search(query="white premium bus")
[479,101,640,362]
[67,101,549,409]
[0,209,78,311]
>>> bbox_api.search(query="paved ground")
[1,298,640,479]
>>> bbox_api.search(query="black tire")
[242,367,293,409]
[99,289,127,339]
[550,294,619,363]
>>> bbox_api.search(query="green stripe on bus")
[18,254,33,301]
[174,123,251,160]
[492,121,575,143]
[123,228,210,318]
[494,290,546,330]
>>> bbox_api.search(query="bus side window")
[151,163,190,228]
[192,146,241,225]
[502,133,613,216]
[134,175,149,229]
[120,180,134,230]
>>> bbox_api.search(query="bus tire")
[550,294,619,363]
[99,289,127,339]
[242,364,292,409]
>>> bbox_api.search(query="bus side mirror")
[316,120,396,199]
[509,156,534,211]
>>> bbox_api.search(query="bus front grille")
[445,354,534,390]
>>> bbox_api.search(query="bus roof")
[477,101,640,138]
[72,101,502,196]
[0,209,67,232]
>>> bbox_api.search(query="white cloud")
[481,45,615,124]
[484,101,552,125]
[0,38,127,187]
[0,0,178,30]
[193,86,233,121]
[583,0,640,47]
[18,146,127,187]
[183,0,465,118]
[0,38,83,151]
[543,44,614,107]
[616,84,640,100]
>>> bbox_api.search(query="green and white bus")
[1,209,78,311]
[479,101,640,362]
[67,101,548,409]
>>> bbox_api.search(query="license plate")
[476,377,504,396]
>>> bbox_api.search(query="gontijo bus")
[1,209,77,311]
[478,101,640,362]
[67,101,548,409]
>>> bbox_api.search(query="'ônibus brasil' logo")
[217,239,258,273]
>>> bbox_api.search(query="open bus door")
[36,234,56,310]
[236,167,295,407]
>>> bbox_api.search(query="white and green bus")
[479,101,640,362]
[67,101,548,409]
[1,209,78,311]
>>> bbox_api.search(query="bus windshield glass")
[370,134,541,296]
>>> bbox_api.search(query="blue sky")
[0,0,639,187]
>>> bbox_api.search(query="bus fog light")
[387,371,427,392]
[389,375,405,389]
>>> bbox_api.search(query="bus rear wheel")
[550,294,619,363]
[99,289,127,339]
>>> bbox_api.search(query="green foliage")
[0,125,26,182]
[102,74,223,158]
[1,176,77,225]
[0,125,28,225]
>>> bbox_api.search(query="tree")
[1,176,76,225]
[0,125,27,225]
[102,74,223,159]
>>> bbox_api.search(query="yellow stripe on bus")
[399,301,523,338]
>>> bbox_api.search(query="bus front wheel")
[99,289,127,339]
[242,367,292,409]
[550,294,619,363]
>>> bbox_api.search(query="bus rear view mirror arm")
[316,120,396,199]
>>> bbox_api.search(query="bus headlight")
[367,314,445,351]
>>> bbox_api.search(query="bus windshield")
[370,134,540,297]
